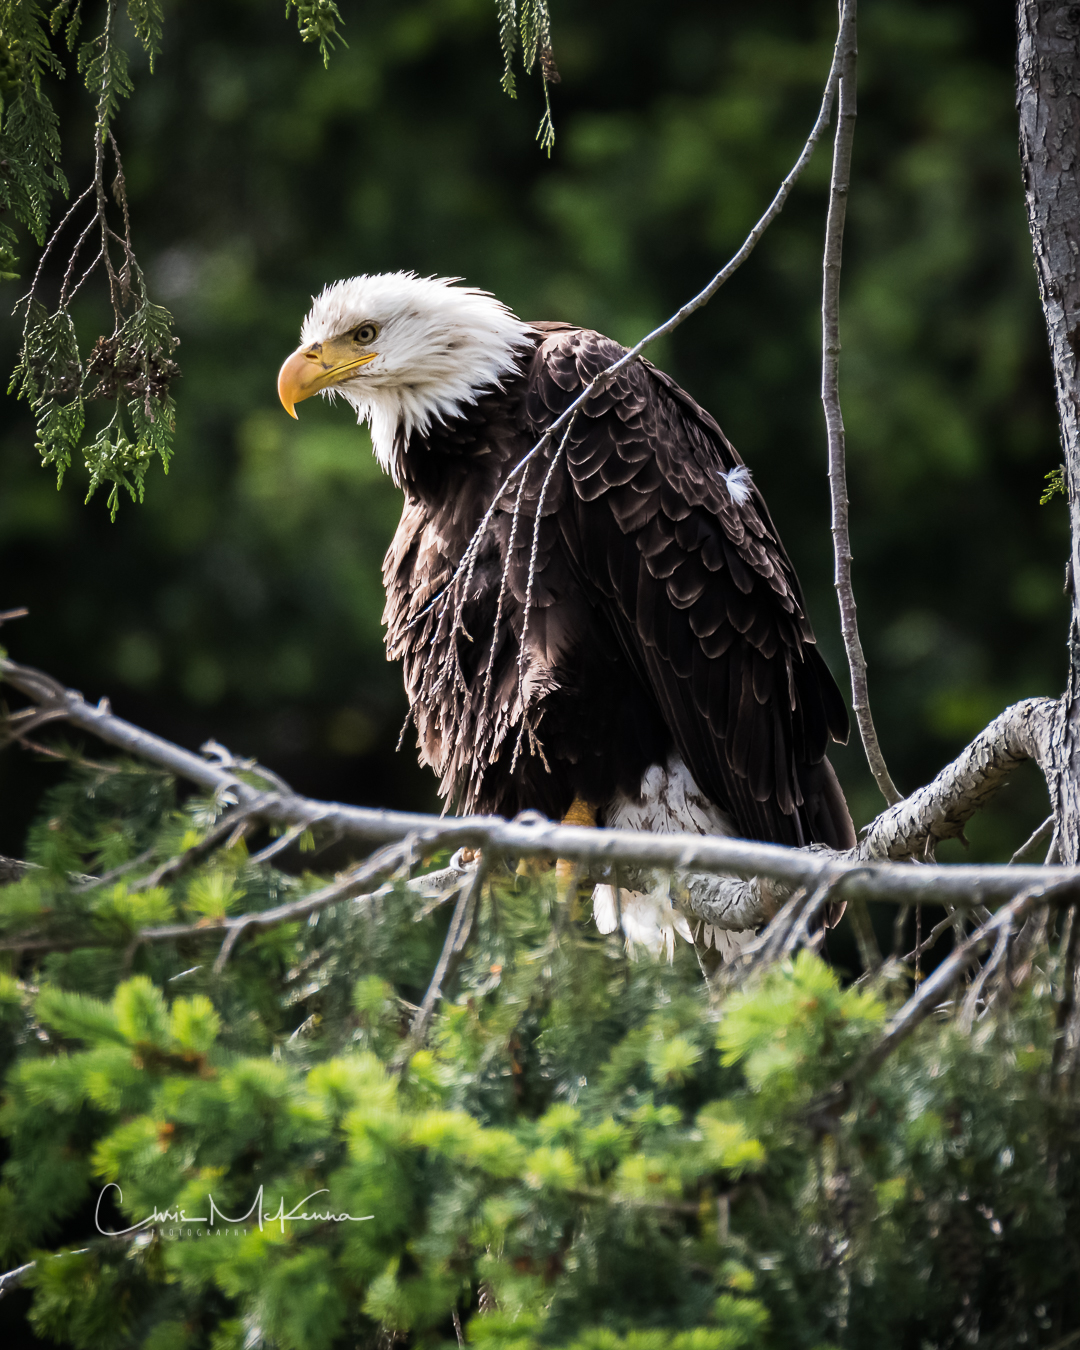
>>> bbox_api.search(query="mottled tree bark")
[1018,3,1080,860]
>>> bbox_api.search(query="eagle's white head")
[277,272,534,479]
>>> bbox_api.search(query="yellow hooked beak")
[277,336,378,418]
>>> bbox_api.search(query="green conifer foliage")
[0,0,558,514]
[1,760,1079,1348]
[1,2,180,517]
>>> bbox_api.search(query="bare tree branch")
[859,697,1060,860]
[2,659,1079,962]
[395,857,490,1065]
[1011,814,1055,863]
[0,1259,35,1300]
[130,801,277,893]
[0,838,414,956]
[855,879,1073,1081]
[821,0,900,806]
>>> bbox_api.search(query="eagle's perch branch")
[1,658,1074,957]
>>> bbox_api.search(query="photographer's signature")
[96,1183,373,1237]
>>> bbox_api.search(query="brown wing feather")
[523,327,855,850]
[381,323,853,850]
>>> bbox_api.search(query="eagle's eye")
[351,323,379,345]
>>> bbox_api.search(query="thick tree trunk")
[1017,2,1080,860]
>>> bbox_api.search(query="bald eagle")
[278,273,855,951]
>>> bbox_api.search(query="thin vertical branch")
[822,0,901,806]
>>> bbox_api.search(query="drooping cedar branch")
[1,659,1076,959]
[821,0,900,807]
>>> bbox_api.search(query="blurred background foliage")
[0,0,1065,859]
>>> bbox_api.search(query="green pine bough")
[0,756,1079,1347]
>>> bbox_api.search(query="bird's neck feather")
[345,324,534,484]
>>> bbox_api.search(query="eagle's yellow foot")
[556,798,597,904]
[516,855,554,877]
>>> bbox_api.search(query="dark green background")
[0,0,1064,860]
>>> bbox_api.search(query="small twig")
[845,894,883,975]
[247,815,330,867]
[958,920,1013,1032]
[901,911,956,969]
[59,211,100,308]
[395,857,489,1065]
[1011,814,1055,863]
[508,418,574,772]
[131,798,278,892]
[108,131,135,263]
[821,0,900,806]
[995,905,1050,1003]
[213,915,257,974]
[480,452,532,712]
[2,704,74,744]
[0,838,412,956]
[73,845,157,894]
[856,882,1071,1082]
[516,417,573,690]
[717,887,811,992]
[21,184,96,307]
[780,875,844,960]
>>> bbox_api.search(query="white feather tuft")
[591,752,742,961]
[722,464,753,506]
[591,884,693,962]
[297,272,534,481]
